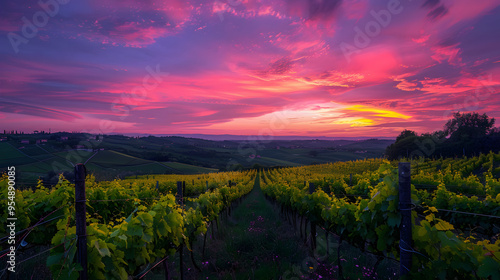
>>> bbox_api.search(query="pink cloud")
[0,101,81,121]
[343,0,369,20]
[299,71,365,87]
[431,44,463,65]
[347,47,401,82]
[436,0,500,29]
[412,34,430,44]
[394,78,420,92]
[65,0,197,47]
[110,24,172,47]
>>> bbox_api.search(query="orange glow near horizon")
[344,105,412,120]
[199,103,414,136]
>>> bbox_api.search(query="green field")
[86,150,152,167]
[0,144,223,186]
[162,162,218,174]
[0,142,32,159]
[0,133,393,187]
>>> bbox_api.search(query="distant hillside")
[124,133,396,141]
[0,132,393,187]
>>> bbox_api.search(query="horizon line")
[2,131,396,140]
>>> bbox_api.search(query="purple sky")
[1,0,500,137]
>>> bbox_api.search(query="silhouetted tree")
[396,129,417,143]
[444,112,495,140]
[386,112,498,159]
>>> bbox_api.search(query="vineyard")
[1,169,256,279]
[1,152,500,279]
[261,155,500,279]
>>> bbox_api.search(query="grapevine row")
[260,160,500,279]
[0,170,256,279]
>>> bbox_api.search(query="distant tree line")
[386,112,500,160]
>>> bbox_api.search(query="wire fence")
[325,193,500,219]
[0,183,220,280]
[0,207,76,280]
[0,240,71,275]
[412,183,491,195]
[433,208,500,219]
[2,169,498,279]
[272,192,498,280]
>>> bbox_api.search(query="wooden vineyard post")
[308,182,315,194]
[182,181,186,201]
[349,173,352,186]
[179,246,184,280]
[162,258,170,280]
[75,164,88,280]
[399,162,412,277]
[309,182,317,250]
[211,220,215,240]
[202,226,208,259]
[326,231,329,257]
[177,181,183,206]
[206,181,208,191]
[156,181,159,191]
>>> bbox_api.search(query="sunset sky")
[1,0,500,137]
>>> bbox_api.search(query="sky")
[1,0,500,137]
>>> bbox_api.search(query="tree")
[387,112,499,159]
[444,112,495,140]
[395,129,417,143]
[385,135,420,160]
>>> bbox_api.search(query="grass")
[53,150,95,161]
[162,162,218,174]
[15,162,53,173]
[0,142,37,168]
[31,154,56,161]
[252,156,302,167]
[144,175,311,280]
[0,156,36,168]
[199,177,307,279]
[0,146,220,187]
[71,151,145,167]
[118,162,173,173]
[144,174,399,280]
[236,148,378,167]
[0,142,26,159]
[87,150,152,167]
[17,145,50,157]
[1,137,390,188]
